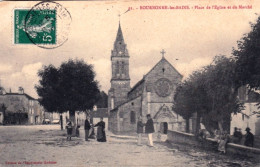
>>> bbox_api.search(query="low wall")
[167,130,260,158]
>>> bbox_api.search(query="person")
[217,132,229,154]
[233,127,242,144]
[66,120,73,141]
[244,127,254,147]
[145,114,155,147]
[76,125,80,137]
[84,116,91,141]
[137,116,145,146]
[94,117,106,142]
[157,131,162,142]
[238,128,243,142]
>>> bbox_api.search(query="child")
[157,131,162,142]
[66,121,73,141]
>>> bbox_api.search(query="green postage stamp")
[14,9,56,44]
[13,1,71,49]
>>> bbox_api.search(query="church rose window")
[154,78,172,97]
[130,111,136,124]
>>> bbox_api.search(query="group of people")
[233,127,254,147]
[137,114,155,147]
[66,117,107,142]
[215,127,255,154]
[84,117,106,142]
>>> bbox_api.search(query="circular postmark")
[25,1,72,49]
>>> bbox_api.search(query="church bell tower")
[108,22,130,112]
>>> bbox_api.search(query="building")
[60,107,109,131]
[108,23,186,134]
[0,91,44,125]
[230,86,260,135]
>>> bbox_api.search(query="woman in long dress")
[94,117,106,142]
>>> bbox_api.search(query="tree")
[174,70,210,134]
[36,59,100,132]
[173,81,197,133]
[174,56,242,135]
[96,91,108,108]
[233,16,260,90]
[202,56,241,133]
[233,16,260,112]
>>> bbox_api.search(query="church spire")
[112,22,128,57]
[115,22,125,44]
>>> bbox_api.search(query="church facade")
[108,23,186,134]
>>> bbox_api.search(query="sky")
[0,0,259,98]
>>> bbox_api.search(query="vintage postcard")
[0,0,260,166]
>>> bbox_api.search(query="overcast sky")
[0,0,259,98]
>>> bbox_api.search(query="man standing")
[84,116,91,141]
[137,116,145,146]
[244,127,254,147]
[145,114,155,147]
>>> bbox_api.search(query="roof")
[128,78,145,95]
[144,57,183,78]
[128,57,182,97]
[90,108,108,118]
[3,93,36,100]
[115,22,124,43]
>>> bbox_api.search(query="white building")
[230,86,260,135]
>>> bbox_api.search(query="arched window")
[130,111,136,124]
[121,61,125,77]
[115,61,119,74]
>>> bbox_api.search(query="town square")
[0,1,260,166]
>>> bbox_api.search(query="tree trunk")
[60,115,63,130]
[218,121,223,134]
[69,110,76,136]
[195,112,201,136]
[185,118,190,133]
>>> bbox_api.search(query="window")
[130,111,136,124]
[116,61,119,74]
[121,62,125,76]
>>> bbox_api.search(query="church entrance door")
[160,122,168,134]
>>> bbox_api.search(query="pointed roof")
[144,57,183,79]
[115,22,125,43]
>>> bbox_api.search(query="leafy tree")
[173,81,198,133]
[174,56,242,135]
[36,59,100,132]
[233,16,260,90]
[96,91,108,108]
[202,56,241,133]
[233,16,260,115]
[174,70,210,134]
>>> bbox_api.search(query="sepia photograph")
[0,0,259,166]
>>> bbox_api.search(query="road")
[0,125,259,167]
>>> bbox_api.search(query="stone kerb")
[167,130,260,158]
[227,143,260,158]
[167,130,198,145]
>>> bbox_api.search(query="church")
[108,23,186,134]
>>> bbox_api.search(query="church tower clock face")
[154,78,172,97]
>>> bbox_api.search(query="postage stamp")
[14,9,56,44]
[14,1,72,49]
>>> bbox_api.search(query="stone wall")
[118,96,142,132]
[108,109,119,133]
[167,130,260,158]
